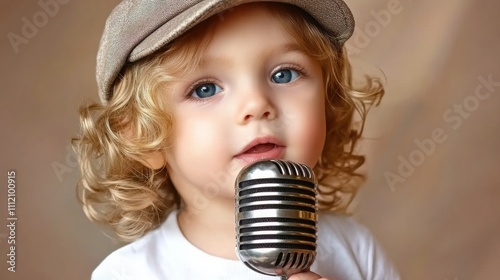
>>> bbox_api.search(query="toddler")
[73,0,400,279]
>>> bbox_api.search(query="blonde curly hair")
[72,3,383,242]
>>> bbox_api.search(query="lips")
[235,136,285,164]
[244,143,277,154]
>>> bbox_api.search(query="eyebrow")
[198,42,306,68]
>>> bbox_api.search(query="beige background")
[1,0,499,279]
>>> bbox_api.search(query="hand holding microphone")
[288,271,335,280]
[235,159,320,279]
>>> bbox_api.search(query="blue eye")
[191,83,222,98]
[271,69,300,84]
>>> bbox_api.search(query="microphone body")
[235,159,318,278]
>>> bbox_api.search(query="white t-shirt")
[92,210,400,280]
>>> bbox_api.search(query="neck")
[177,197,238,260]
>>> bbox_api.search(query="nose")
[237,87,277,124]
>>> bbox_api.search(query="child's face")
[162,3,326,203]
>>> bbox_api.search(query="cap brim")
[130,0,354,62]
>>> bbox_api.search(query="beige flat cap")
[96,0,355,103]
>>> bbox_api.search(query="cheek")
[166,108,233,183]
[171,116,221,162]
[299,106,326,160]
[166,112,239,199]
[285,93,326,167]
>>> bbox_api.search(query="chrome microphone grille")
[235,160,318,277]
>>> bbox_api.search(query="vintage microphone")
[235,159,318,279]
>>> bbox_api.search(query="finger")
[287,271,331,280]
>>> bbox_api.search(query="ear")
[140,151,166,170]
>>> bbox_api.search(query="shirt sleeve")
[315,213,401,280]
[352,221,401,280]
[91,250,134,280]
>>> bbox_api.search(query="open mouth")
[243,143,278,154]
[235,140,285,164]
